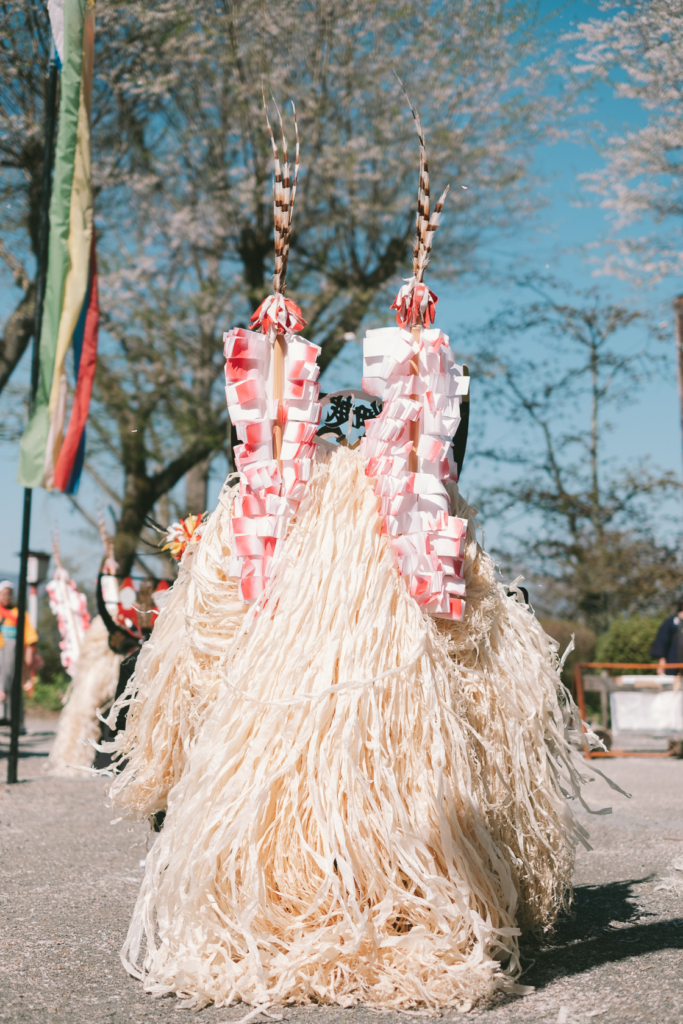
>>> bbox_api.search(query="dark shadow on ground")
[520,880,683,986]
[0,727,52,759]
[0,749,49,758]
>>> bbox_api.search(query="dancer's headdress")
[46,530,91,676]
[360,96,470,621]
[97,509,120,617]
[98,510,118,574]
[248,98,306,337]
[162,514,203,564]
[224,100,322,603]
[391,97,449,331]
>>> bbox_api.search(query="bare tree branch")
[0,282,34,394]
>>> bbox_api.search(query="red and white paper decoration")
[390,277,439,330]
[46,567,91,676]
[360,324,469,620]
[224,325,322,602]
[100,557,120,621]
[249,294,307,337]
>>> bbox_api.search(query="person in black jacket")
[651,602,683,675]
[94,572,157,765]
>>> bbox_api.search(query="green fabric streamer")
[18,0,86,488]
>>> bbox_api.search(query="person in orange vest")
[0,581,38,730]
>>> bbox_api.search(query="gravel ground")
[1,718,682,1024]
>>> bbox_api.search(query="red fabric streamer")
[54,238,99,492]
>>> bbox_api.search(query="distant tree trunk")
[185,457,211,515]
[115,452,157,575]
[0,282,35,395]
[112,429,215,574]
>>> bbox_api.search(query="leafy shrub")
[24,672,70,713]
[595,616,662,670]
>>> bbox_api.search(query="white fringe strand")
[120,446,602,1009]
[104,479,248,819]
[45,615,121,778]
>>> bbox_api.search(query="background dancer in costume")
[45,536,91,672]
[117,97,612,1013]
[45,613,122,777]
[94,569,168,766]
[46,526,125,777]
[44,537,121,778]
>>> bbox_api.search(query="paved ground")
[1,717,682,1024]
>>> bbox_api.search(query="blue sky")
[1,0,681,588]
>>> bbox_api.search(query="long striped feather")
[280,103,299,292]
[417,184,449,279]
[396,78,449,282]
[264,95,299,295]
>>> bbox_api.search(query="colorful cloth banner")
[18,0,97,493]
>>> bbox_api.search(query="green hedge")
[24,673,70,713]
[595,616,662,669]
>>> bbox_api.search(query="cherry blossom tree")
[570,0,683,281]
[1,0,562,570]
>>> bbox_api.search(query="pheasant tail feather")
[264,95,299,295]
[397,80,449,283]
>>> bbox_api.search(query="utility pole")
[674,297,683,495]
[7,54,59,784]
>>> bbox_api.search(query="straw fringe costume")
[122,446,599,1009]
[45,551,121,779]
[104,482,246,818]
[46,615,121,778]
[105,101,305,817]
[114,102,608,1011]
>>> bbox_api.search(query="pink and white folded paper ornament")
[361,318,469,621]
[224,313,322,603]
[224,100,322,603]
[46,566,91,676]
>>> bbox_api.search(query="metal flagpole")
[7,53,59,784]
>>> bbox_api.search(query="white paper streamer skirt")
[121,447,590,1009]
[45,615,121,778]
[105,481,247,818]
